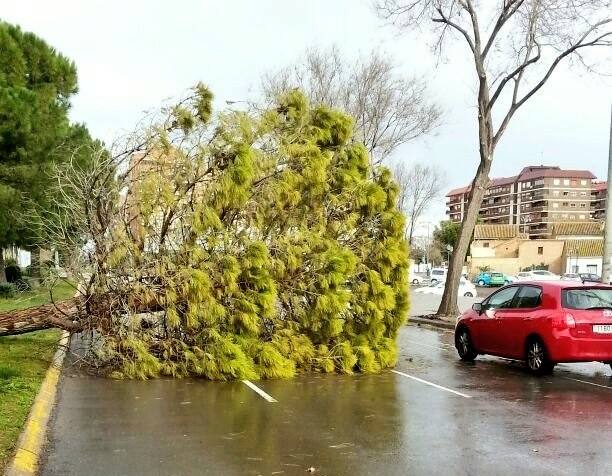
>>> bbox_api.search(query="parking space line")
[562,377,612,390]
[391,370,472,398]
[242,380,278,402]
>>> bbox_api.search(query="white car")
[414,277,477,297]
[409,273,424,285]
[516,270,560,281]
[429,268,447,284]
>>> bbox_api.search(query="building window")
[580,191,587,196]
[563,191,569,196]
[553,190,560,196]
[587,264,598,274]
[581,180,587,185]
[571,180,577,186]
[570,203,576,208]
[483,242,490,248]
[538,246,543,255]
[579,214,585,219]
[553,202,559,208]
[562,202,569,206]
[564,179,570,185]
[562,214,568,218]
[580,203,586,208]
[553,179,560,185]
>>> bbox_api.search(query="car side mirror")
[472,302,483,314]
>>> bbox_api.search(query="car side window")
[512,286,542,308]
[484,286,518,310]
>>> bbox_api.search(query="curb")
[407,316,456,330]
[4,330,70,476]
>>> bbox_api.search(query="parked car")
[561,273,582,282]
[415,277,477,297]
[515,270,560,281]
[409,272,424,285]
[454,281,612,374]
[473,272,512,287]
[579,273,602,283]
[429,267,447,285]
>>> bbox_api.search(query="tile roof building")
[446,166,605,238]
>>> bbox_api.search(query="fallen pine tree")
[0,298,83,337]
[7,86,409,380]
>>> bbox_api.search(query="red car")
[455,281,612,374]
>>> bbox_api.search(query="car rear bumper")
[548,331,612,362]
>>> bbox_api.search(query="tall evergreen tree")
[0,21,95,281]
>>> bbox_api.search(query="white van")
[430,268,447,284]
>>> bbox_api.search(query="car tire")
[478,279,485,286]
[525,338,554,375]
[431,279,438,285]
[464,292,474,297]
[412,279,419,285]
[455,327,478,362]
[504,280,510,285]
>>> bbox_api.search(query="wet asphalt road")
[40,299,612,476]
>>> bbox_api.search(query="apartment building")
[592,181,607,220]
[446,166,602,238]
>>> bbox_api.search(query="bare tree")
[393,162,445,245]
[262,46,442,164]
[377,0,611,315]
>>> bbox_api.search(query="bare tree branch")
[261,47,442,164]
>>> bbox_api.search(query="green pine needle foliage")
[92,87,409,380]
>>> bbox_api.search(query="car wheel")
[478,279,485,286]
[455,327,478,362]
[464,292,474,297]
[431,279,438,285]
[412,279,419,285]
[526,338,554,375]
[504,280,510,285]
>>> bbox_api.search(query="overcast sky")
[3,1,611,232]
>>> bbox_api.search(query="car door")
[494,285,543,358]
[470,286,519,353]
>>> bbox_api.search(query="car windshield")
[562,288,612,310]
[432,270,444,275]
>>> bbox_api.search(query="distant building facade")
[469,222,604,277]
[446,166,605,239]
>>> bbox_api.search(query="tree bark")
[436,158,492,316]
[0,297,83,336]
[437,54,494,316]
[0,292,165,337]
[0,251,6,284]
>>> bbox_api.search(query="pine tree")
[47,85,410,380]
[0,21,97,280]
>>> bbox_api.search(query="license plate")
[593,325,612,334]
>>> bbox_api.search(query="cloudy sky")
[3,1,611,231]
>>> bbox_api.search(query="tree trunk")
[0,250,6,284]
[436,160,491,316]
[0,292,164,337]
[30,247,41,282]
[0,297,83,336]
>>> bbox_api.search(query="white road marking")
[562,376,612,390]
[242,380,278,402]
[391,370,472,398]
